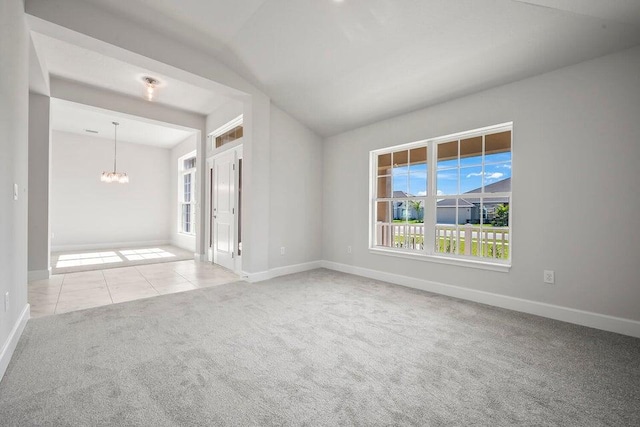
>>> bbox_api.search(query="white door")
[212,150,236,270]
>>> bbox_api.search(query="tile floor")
[28,260,240,318]
[51,245,194,275]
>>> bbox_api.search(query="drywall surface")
[0,0,30,377]
[269,105,323,268]
[50,131,171,250]
[27,0,272,274]
[205,100,244,157]
[170,135,197,252]
[323,45,640,322]
[28,93,51,274]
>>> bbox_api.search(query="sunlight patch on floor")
[120,248,176,261]
[56,251,123,268]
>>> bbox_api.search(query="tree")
[492,204,509,226]
[409,200,424,222]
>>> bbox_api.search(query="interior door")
[212,150,236,270]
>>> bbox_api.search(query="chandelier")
[101,121,129,183]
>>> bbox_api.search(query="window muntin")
[374,148,427,252]
[179,154,196,235]
[372,124,512,265]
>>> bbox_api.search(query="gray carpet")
[1,269,639,426]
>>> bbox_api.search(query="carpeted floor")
[1,269,639,426]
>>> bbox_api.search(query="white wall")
[269,105,323,269]
[28,93,51,277]
[0,0,30,379]
[170,135,197,252]
[51,131,172,250]
[28,0,272,274]
[323,45,640,324]
[205,100,243,158]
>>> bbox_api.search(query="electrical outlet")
[347,246,352,254]
[280,247,285,256]
[4,292,9,312]
[543,270,555,284]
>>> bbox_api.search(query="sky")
[391,151,512,196]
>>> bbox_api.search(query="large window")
[371,123,512,267]
[179,154,196,235]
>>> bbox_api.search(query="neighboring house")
[392,191,423,220]
[436,198,475,224]
[436,178,510,224]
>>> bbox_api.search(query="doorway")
[208,145,242,272]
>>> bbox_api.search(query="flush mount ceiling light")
[142,76,160,101]
[101,121,129,184]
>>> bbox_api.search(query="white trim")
[369,248,510,272]
[0,304,30,382]
[208,114,243,139]
[369,122,513,269]
[241,261,324,283]
[52,240,171,252]
[28,268,51,282]
[321,261,640,339]
[194,253,206,261]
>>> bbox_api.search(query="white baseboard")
[194,253,206,262]
[52,240,171,252]
[242,261,323,283]
[28,268,51,282]
[321,261,640,339]
[0,304,30,382]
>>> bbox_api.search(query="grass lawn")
[391,235,509,259]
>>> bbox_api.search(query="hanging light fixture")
[101,122,129,183]
[143,76,159,101]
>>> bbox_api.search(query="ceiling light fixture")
[143,76,159,101]
[101,122,129,184]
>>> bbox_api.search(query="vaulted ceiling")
[30,0,640,137]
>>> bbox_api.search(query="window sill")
[368,247,511,273]
[177,232,196,237]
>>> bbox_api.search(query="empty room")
[1,0,639,425]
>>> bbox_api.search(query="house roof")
[392,191,411,198]
[436,198,475,208]
[465,177,511,194]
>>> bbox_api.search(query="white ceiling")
[51,98,196,148]
[32,33,230,116]
[38,0,640,136]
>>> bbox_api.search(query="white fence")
[375,223,510,259]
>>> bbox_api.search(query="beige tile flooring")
[28,260,240,318]
[51,245,194,275]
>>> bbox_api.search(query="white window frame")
[369,123,513,272]
[178,151,197,235]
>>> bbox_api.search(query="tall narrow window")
[371,124,512,267]
[179,153,196,235]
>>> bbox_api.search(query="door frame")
[206,144,243,273]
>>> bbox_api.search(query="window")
[371,123,512,268]
[179,153,196,235]
[215,125,243,148]
[210,115,244,150]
